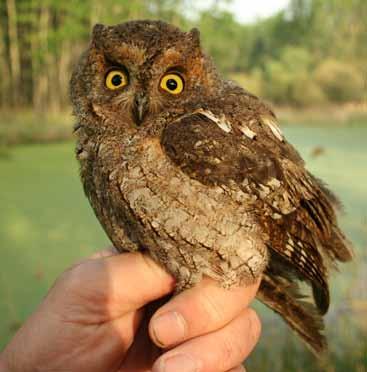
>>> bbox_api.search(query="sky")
[197,0,290,24]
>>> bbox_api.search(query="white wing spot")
[262,116,284,141]
[284,249,292,257]
[286,244,294,252]
[195,109,232,133]
[77,150,89,160]
[239,124,256,139]
[299,249,309,258]
[267,178,281,189]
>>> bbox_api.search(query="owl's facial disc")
[132,92,149,126]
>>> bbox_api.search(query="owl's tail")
[257,273,327,355]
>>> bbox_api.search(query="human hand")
[0,247,261,372]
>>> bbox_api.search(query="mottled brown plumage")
[70,20,353,354]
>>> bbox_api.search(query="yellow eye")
[105,70,128,90]
[160,73,184,95]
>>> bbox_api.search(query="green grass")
[0,110,74,145]
[0,143,110,348]
[0,126,366,370]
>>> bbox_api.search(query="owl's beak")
[132,93,148,125]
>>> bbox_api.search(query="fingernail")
[151,311,186,347]
[153,353,200,372]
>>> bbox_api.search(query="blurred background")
[0,0,366,370]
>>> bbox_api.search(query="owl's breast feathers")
[161,107,352,315]
[115,135,269,289]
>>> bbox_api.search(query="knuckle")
[140,252,162,276]
[46,259,111,323]
[139,252,174,285]
[62,264,86,291]
[59,260,97,294]
[199,291,224,325]
[90,246,117,259]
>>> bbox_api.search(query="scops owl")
[70,20,352,354]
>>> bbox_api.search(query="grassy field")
[0,125,366,371]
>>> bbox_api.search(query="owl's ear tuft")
[91,24,108,48]
[92,23,107,38]
[188,28,201,48]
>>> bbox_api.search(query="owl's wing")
[161,110,352,315]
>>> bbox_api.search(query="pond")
[0,125,366,370]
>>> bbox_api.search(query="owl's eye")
[160,73,184,95]
[105,70,128,90]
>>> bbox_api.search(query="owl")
[70,20,352,354]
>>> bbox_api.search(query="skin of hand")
[0,247,261,372]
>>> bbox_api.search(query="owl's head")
[71,20,221,133]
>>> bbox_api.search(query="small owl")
[70,20,352,354]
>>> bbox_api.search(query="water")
[0,126,366,370]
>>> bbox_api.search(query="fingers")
[61,246,119,269]
[152,308,261,372]
[89,246,119,259]
[149,276,260,348]
[227,367,246,372]
[51,252,176,322]
[103,308,145,355]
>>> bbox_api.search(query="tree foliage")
[0,0,365,111]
